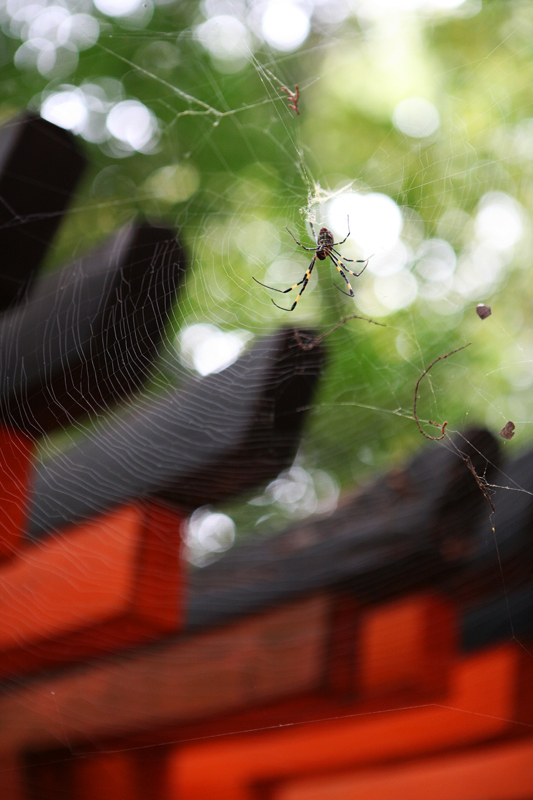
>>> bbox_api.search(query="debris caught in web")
[476,303,492,320]
[464,455,495,513]
[499,421,515,440]
[280,85,300,115]
[413,343,472,441]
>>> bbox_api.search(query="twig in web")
[464,455,495,513]
[413,343,472,441]
[280,85,300,115]
[294,314,387,351]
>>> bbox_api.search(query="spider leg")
[309,222,318,244]
[253,275,307,294]
[286,227,316,250]
[271,254,317,311]
[331,215,351,247]
[329,254,355,297]
[342,258,369,278]
[332,250,370,277]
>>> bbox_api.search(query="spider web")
[1,0,533,787]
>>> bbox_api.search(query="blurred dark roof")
[26,328,324,539]
[0,113,86,308]
[186,427,533,651]
[0,113,187,435]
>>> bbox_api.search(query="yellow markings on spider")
[253,220,369,311]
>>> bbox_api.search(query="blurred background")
[1,0,532,564]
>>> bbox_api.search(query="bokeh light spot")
[106,99,159,151]
[93,0,143,18]
[41,87,88,132]
[374,270,418,310]
[261,2,310,52]
[392,97,440,138]
[144,163,200,204]
[415,238,456,281]
[179,324,253,376]
[185,507,236,566]
[327,192,403,254]
[196,15,251,64]
[475,192,523,251]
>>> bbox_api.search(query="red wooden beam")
[0,595,330,752]
[359,593,456,697]
[327,593,456,699]
[70,750,172,800]
[0,426,34,559]
[169,645,524,800]
[0,499,184,677]
[4,593,530,800]
[0,593,461,751]
[275,735,533,800]
[0,754,25,800]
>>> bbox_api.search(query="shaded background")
[1,0,531,563]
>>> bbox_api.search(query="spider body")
[253,219,369,311]
[316,228,334,259]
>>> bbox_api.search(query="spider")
[253,219,369,311]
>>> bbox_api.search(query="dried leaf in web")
[499,421,516,440]
[476,304,492,320]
